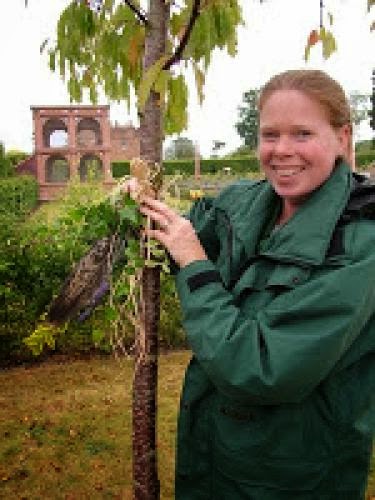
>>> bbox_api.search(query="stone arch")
[45,155,70,183]
[77,118,102,147]
[79,154,103,181]
[43,118,68,148]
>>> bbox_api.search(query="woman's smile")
[271,165,306,178]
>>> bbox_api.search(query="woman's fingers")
[139,205,170,229]
[141,196,176,222]
[119,177,140,200]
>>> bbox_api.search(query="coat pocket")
[212,399,328,491]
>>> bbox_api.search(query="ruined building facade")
[27,105,139,201]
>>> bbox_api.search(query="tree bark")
[132,1,168,499]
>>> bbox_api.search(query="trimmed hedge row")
[0,175,38,217]
[356,152,375,169]
[112,152,375,177]
[112,157,260,177]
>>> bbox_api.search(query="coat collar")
[226,161,353,267]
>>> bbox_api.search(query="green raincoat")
[174,162,375,499]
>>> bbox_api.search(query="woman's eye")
[261,131,278,140]
[295,130,312,138]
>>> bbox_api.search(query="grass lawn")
[0,352,189,499]
[1,351,374,499]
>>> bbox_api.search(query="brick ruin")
[25,105,140,201]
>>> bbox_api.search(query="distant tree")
[235,88,260,151]
[211,139,226,158]
[0,143,13,178]
[164,136,195,160]
[225,144,252,158]
[6,150,29,167]
[349,92,371,142]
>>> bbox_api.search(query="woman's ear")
[336,123,352,155]
[336,123,354,170]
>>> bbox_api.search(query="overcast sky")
[0,0,373,157]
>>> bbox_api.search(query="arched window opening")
[79,154,103,181]
[77,118,102,147]
[46,155,70,183]
[50,129,68,148]
[43,119,68,148]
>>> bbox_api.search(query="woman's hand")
[119,177,140,200]
[140,196,208,268]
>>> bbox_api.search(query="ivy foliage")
[47,0,243,135]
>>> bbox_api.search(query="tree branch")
[124,0,150,26]
[163,0,200,70]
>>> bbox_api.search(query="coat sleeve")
[174,229,375,405]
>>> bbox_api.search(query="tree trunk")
[132,1,168,499]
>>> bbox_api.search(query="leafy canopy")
[46,0,243,136]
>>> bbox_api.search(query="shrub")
[0,175,38,217]
[0,179,109,364]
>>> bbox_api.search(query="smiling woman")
[258,69,353,224]
[126,69,375,499]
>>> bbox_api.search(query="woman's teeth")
[274,167,304,177]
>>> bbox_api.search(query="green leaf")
[114,282,130,299]
[170,11,188,37]
[118,199,141,226]
[154,70,169,109]
[192,62,205,105]
[165,75,188,135]
[92,329,105,344]
[320,28,337,59]
[304,43,311,62]
[104,306,118,322]
[49,51,56,71]
[137,55,169,112]
[23,323,58,356]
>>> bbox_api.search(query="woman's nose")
[273,135,294,156]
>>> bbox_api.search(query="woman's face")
[258,89,350,206]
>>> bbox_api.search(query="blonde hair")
[259,69,353,165]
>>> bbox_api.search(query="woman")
[137,69,375,498]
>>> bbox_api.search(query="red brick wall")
[110,126,140,162]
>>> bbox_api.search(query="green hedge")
[111,157,260,178]
[356,152,375,170]
[112,161,130,177]
[0,175,38,217]
[111,154,375,177]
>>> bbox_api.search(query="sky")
[0,0,374,158]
